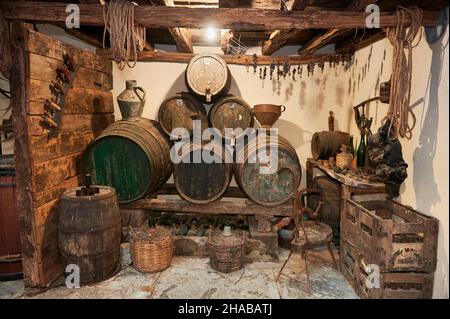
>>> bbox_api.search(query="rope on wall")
[102,0,146,70]
[385,6,423,140]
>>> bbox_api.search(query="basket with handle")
[130,226,173,273]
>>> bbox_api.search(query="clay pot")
[117,80,146,120]
[336,145,353,169]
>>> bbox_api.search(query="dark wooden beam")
[298,0,379,55]
[336,29,386,52]
[121,198,293,216]
[261,0,308,55]
[159,0,194,53]
[10,21,41,288]
[0,10,11,76]
[63,26,104,49]
[291,0,309,11]
[106,50,346,65]
[1,2,440,31]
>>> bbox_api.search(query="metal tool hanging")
[41,52,80,135]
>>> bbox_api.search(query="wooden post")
[10,21,40,287]
[0,10,11,76]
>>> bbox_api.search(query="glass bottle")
[348,135,355,157]
[356,133,366,168]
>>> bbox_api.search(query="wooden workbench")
[306,158,387,241]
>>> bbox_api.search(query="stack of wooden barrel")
[83,54,302,207]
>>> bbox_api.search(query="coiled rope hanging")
[103,0,146,70]
[385,6,423,140]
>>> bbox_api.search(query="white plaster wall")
[2,24,447,298]
[113,45,356,186]
[348,30,449,298]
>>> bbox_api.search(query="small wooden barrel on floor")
[234,133,301,206]
[173,141,233,204]
[83,118,172,203]
[58,186,121,284]
[208,94,254,139]
[185,54,230,102]
[158,92,208,138]
[0,155,23,281]
[311,131,350,160]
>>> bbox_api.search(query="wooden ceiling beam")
[100,50,347,65]
[158,0,194,53]
[297,0,379,55]
[261,0,308,55]
[335,29,386,52]
[1,2,440,31]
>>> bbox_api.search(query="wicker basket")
[208,228,245,273]
[130,226,173,273]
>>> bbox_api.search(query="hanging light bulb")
[206,27,216,41]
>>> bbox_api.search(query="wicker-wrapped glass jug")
[208,226,245,273]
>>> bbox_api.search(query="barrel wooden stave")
[58,187,121,284]
[83,118,172,203]
[158,92,208,137]
[209,95,254,138]
[185,54,230,102]
[173,142,233,204]
[234,134,301,206]
[0,155,22,280]
[308,176,341,242]
[311,131,351,160]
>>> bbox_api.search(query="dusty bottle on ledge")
[356,133,366,168]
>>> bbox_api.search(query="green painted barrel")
[83,118,172,203]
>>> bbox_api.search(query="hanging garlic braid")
[103,0,146,70]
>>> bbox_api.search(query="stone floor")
[0,248,358,299]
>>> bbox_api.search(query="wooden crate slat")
[342,199,439,273]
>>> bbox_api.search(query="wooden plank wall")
[11,25,114,288]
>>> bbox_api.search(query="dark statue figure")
[367,120,408,198]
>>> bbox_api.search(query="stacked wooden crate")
[340,199,439,299]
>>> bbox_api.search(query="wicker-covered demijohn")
[130,226,173,273]
[208,227,245,273]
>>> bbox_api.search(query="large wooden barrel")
[185,54,230,102]
[58,186,121,284]
[158,92,208,138]
[234,133,301,206]
[0,155,23,281]
[83,118,172,203]
[173,141,233,204]
[208,94,254,139]
[311,131,350,160]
